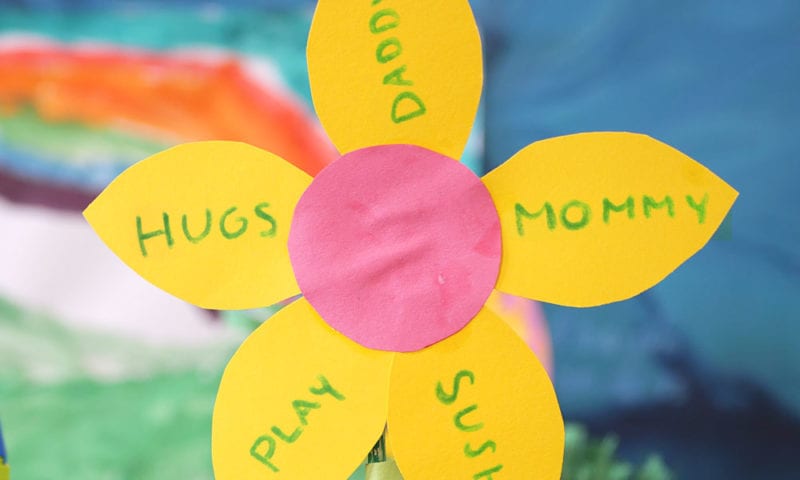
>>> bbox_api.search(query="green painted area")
[1,296,677,480]
[0,296,670,480]
[0,107,170,166]
[1,371,218,479]
[0,296,372,479]
[0,296,224,480]
[562,425,673,480]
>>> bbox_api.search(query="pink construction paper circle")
[288,145,501,352]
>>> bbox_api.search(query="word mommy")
[515,193,710,235]
[250,375,345,473]
[437,370,503,479]
[135,202,277,257]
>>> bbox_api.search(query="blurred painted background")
[0,0,797,479]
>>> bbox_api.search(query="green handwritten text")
[436,369,503,478]
[369,3,427,124]
[135,202,277,257]
[515,193,711,235]
[250,375,345,473]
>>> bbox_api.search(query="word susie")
[136,202,277,257]
[437,370,503,479]
[370,1,427,124]
[515,193,710,235]
[250,375,346,473]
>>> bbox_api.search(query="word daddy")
[437,370,503,479]
[515,193,709,235]
[135,202,277,257]
[250,375,345,473]
[370,0,427,124]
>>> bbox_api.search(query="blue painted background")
[473,1,800,478]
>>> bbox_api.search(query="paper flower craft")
[84,1,737,479]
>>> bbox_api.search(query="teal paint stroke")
[0,296,231,479]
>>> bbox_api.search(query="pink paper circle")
[288,145,501,352]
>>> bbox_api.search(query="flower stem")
[367,428,387,464]
[365,426,404,479]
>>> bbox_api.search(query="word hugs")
[370,0,427,124]
[250,375,346,473]
[135,202,277,257]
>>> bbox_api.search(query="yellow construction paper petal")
[388,308,564,480]
[483,132,738,307]
[212,298,393,479]
[84,141,310,310]
[307,0,482,159]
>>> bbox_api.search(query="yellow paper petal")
[84,141,310,310]
[483,132,738,307]
[212,298,393,479]
[307,0,482,159]
[388,308,564,480]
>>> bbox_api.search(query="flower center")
[288,145,501,352]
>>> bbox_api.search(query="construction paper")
[84,141,310,310]
[482,132,738,307]
[387,307,564,480]
[289,144,500,352]
[307,0,482,159]
[212,298,393,479]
